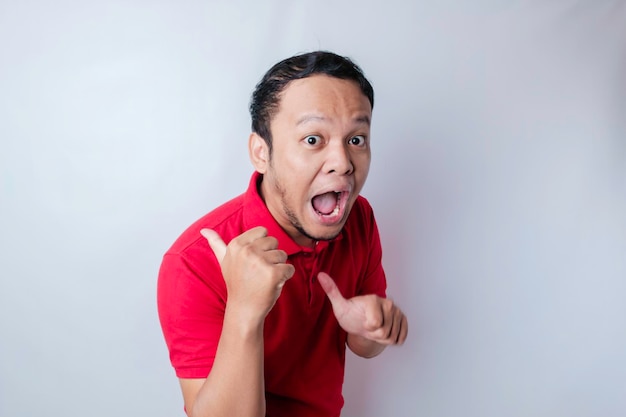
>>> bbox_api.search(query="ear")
[248,132,270,174]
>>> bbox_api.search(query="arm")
[181,227,295,417]
[180,306,265,417]
[318,272,408,357]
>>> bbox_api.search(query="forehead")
[274,75,372,123]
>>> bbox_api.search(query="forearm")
[346,333,386,358]
[189,307,266,417]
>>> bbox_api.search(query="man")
[157,51,408,417]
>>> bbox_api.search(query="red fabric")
[157,172,387,417]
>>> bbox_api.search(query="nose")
[325,142,353,175]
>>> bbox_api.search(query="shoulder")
[158,193,249,303]
[345,195,376,228]
[166,193,247,257]
[352,195,374,216]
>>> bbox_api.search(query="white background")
[1,1,625,416]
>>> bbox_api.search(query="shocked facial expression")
[250,74,372,247]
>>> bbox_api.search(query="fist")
[201,226,295,322]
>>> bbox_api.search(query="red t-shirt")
[157,172,387,417]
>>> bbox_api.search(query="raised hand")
[201,227,295,323]
[317,272,408,345]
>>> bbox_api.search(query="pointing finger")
[317,272,347,309]
[200,229,227,264]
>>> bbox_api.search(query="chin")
[305,223,345,242]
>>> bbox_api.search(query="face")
[249,74,372,248]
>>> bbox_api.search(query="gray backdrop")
[1,1,625,416]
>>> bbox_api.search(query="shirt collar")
[242,172,343,256]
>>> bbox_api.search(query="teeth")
[333,192,341,215]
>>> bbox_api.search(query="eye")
[304,135,321,146]
[349,135,366,147]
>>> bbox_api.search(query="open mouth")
[311,191,349,220]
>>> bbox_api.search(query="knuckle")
[282,264,295,279]
[267,236,279,248]
[369,316,382,329]
[374,328,389,341]
[241,244,255,257]
[272,249,287,263]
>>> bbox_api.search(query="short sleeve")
[356,198,387,298]
[157,247,227,378]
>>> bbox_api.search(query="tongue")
[312,192,338,215]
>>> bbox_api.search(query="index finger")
[234,226,269,245]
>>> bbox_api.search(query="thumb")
[317,272,347,309]
[200,228,227,264]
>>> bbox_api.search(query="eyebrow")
[296,114,371,126]
[296,115,327,126]
[355,115,371,126]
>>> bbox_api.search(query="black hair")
[249,51,374,152]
